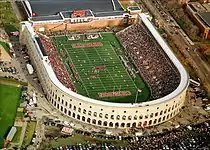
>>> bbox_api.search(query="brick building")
[186,2,210,39]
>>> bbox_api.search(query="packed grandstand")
[117,24,181,99]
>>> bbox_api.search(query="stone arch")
[153,119,157,124]
[121,123,125,127]
[143,121,147,127]
[54,101,56,107]
[87,118,91,123]
[132,122,136,127]
[138,122,142,128]
[149,120,152,125]
[111,115,114,119]
[92,119,96,124]
[116,115,120,120]
[158,117,161,122]
[64,108,67,114]
[68,110,71,116]
[122,115,126,120]
[115,122,119,128]
[88,111,92,116]
[109,122,113,127]
[163,116,166,121]
[82,116,85,121]
[99,113,103,118]
[168,107,171,112]
[77,114,80,120]
[98,120,102,125]
[170,112,173,117]
[103,121,107,126]
[72,113,75,118]
[105,114,108,119]
[126,123,131,127]
[139,115,143,119]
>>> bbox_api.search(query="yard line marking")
[109,41,139,91]
[62,44,91,97]
[94,45,119,91]
[81,48,107,92]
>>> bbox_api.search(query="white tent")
[26,64,34,74]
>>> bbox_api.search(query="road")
[142,0,210,91]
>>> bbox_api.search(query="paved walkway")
[18,121,28,148]
[0,80,21,87]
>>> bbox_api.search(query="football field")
[0,84,21,148]
[51,32,150,103]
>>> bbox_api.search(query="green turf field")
[51,32,150,103]
[0,84,21,148]
[0,41,10,54]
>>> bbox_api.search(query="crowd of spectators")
[52,121,210,149]
[134,121,210,149]
[117,24,180,99]
[39,36,77,92]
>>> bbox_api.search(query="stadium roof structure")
[24,0,124,17]
[31,15,63,22]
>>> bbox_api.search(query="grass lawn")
[0,41,10,54]
[22,121,36,148]
[0,84,21,148]
[0,2,19,33]
[12,127,22,143]
[51,32,150,103]
[50,133,130,148]
[16,111,24,119]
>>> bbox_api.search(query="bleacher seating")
[117,24,180,99]
[39,36,77,92]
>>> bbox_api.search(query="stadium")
[19,0,189,128]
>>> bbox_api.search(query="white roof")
[26,63,34,74]
[6,126,17,141]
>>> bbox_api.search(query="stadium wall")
[19,16,189,129]
[33,19,124,32]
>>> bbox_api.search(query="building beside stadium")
[19,0,189,129]
[186,2,210,39]
[20,0,141,31]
